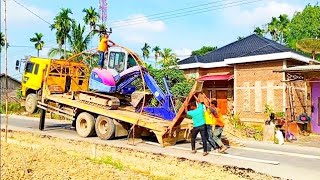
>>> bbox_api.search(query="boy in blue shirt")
[185,97,208,156]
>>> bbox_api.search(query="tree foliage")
[285,4,320,49]
[191,46,217,56]
[83,6,99,29]
[159,48,177,67]
[141,43,151,60]
[147,65,194,108]
[152,46,161,63]
[50,8,74,57]
[253,27,265,36]
[30,32,45,57]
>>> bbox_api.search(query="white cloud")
[112,14,166,44]
[174,48,192,60]
[223,0,303,27]
[1,1,53,27]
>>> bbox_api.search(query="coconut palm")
[0,32,5,52]
[278,14,290,44]
[51,8,74,58]
[159,48,177,67]
[253,27,265,36]
[83,7,99,30]
[152,46,161,63]
[267,17,280,41]
[30,33,45,57]
[49,22,92,62]
[95,24,108,38]
[141,43,151,60]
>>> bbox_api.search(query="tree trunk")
[37,50,39,57]
[64,36,67,59]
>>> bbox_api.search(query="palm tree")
[95,24,107,38]
[159,48,177,67]
[278,14,290,44]
[152,46,161,65]
[83,7,99,30]
[51,8,74,58]
[49,22,92,62]
[253,27,265,36]
[0,32,5,52]
[267,17,280,41]
[30,33,45,57]
[141,43,151,60]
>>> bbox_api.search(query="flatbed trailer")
[38,92,194,146]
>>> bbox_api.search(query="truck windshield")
[25,62,34,73]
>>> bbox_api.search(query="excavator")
[89,45,176,120]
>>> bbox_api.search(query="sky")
[0,0,317,80]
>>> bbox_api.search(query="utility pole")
[4,0,9,143]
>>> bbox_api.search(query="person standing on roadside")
[204,99,219,152]
[185,94,208,156]
[211,99,228,153]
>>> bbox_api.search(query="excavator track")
[77,91,120,110]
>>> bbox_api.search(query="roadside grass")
[89,156,124,170]
[227,112,264,141]
[0,102,24,114]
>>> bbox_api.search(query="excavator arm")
[116,66,176,120]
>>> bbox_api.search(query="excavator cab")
[105,47,137,73]
[89,47,137,93]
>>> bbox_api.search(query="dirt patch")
[1,131,276,179]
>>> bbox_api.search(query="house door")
[216,90,228,115]
[311,83,320,134]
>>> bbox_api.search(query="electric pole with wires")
[4,0,9,143]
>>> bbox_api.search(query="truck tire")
[95,116,115,140]
[76,112,96,138]
[25,93,38,113]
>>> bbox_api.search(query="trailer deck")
[38,93,193,146]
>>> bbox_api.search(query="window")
[108,52,126,72]
[127,55,137,68]
[25,62,34,73]
[34,64,39,75]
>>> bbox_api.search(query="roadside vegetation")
[226,112,264,141]
[1,131,275,179]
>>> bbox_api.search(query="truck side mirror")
[15,60,20,71]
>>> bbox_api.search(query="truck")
[16,46,203,146]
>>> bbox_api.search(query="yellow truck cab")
[17,57,51,113]
[16,57,90,114]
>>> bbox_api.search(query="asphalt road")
[1,115,320,180]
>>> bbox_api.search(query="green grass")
[0,102,24,114]
[89,156,124,170]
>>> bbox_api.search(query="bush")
[227,112,264,141]
[133,64,194,110]
[0,102,24,114]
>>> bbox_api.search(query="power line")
[108,0,227,24]
[11,0,52,26]
[111,0,262,28]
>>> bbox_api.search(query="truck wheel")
[76,112,96,138]
[95,116,115,140]
[25,93,38,113]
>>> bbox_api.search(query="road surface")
[1,115,320,180]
